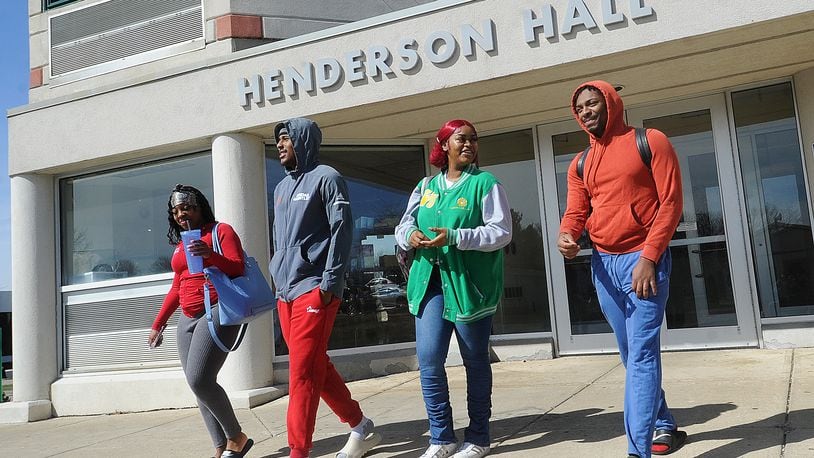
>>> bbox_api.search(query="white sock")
[350,416,373,440]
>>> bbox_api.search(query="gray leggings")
[177,305,241,448]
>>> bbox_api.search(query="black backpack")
[576,127,652,180]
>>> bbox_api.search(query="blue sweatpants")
[591,249,677,458]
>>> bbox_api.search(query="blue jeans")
[415,278,493,447]
[592,249,677,458]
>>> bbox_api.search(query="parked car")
[365,277,396,291]
[372,286,407,310]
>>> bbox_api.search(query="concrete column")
[211,133,282,408]
[794,68,814,192]
[0,174,57,422]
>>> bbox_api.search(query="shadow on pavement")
[256,402,814,457]
[693,408,814,457]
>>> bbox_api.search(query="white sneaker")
[335,417,381,458]
[419,443,459,458]
[452,442,491,458]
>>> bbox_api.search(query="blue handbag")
[203,223,276,352]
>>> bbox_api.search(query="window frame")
[57,149,212,292]
[44,0,80,10]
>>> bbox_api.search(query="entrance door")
[538,94,759,354]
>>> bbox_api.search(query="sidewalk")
[2,348,814,457]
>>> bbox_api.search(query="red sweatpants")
[277,287,363,458]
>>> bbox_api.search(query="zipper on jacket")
[281,173,305,300]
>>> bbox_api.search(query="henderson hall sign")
[237,0,656,108]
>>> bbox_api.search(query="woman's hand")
[631,257,657,299]
[186,239,213,259]
[148,329,163,348]
[409,229,430,248]
[419,227,448,248]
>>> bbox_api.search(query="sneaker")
[335,418,381,458]
[419,443,459,458]
[452,442,490,458]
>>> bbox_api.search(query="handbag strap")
[211,222,223,254]
[204,222,248,353]
[204,283,247,352]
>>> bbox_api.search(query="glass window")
[60,153,213,286]
[732,82,814,317]
[44,0,80,10]
[266,144,425,354]
[478,129,551,333]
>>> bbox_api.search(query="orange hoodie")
[559,80,683,262]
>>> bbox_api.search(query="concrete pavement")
[3,348,814,457]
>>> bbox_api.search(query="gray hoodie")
[269,118,353,302]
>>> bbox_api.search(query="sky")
[0,2,29,291]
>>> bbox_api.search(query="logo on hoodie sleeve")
[334,192,349,206]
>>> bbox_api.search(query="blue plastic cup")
[181,229,204,274]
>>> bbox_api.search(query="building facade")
[3,0,814,422]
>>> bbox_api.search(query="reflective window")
[478,130,551,333]
[266,144,425,354]
[44,0,80,10]
[60,153,213,285]
[643,110,736,328]
[732,83,814,317]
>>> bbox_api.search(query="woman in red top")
[148,184,253,458]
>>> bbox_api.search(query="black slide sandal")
[222,438,254,457]
[652,429,687,455]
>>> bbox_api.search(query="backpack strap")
[576,127,652,180]
[420,176,429,195]
[635,127,652,169]
[576,145,591,180]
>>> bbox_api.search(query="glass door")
[731,83,814,319]
[538,94,759,354]
[627,94,758,349]
[539,120,618,353]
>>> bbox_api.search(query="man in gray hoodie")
[270,118,380,458]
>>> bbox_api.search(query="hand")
[319,289,334,306]
[419,227,448,248]
[631,258,657,299]
[148,329,163,348]
[187,239,213,259]
[557,232,580,259]
[408,229,430,249]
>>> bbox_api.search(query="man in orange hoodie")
[558,81,687,458]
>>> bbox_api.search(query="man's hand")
[408,229,430,248]
[631,257,657,299]
[557,232,580,259]
[319,289,334,306]
[419,227,448,248]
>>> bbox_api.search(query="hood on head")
[571,80,626,140]
[275,117,322,173]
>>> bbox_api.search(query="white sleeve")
[394,183,423,250]
[454,183,513,251]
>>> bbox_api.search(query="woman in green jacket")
[395,119,512,458]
